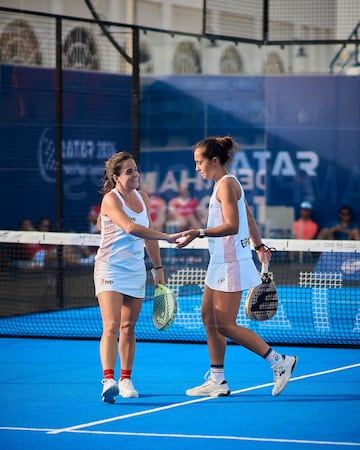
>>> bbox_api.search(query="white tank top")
[95,189,149,265]
[207,174,252,262]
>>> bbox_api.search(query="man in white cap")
[293,201,319,239]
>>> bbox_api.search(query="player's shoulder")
[218,175,241,193]
[137,189,150,203]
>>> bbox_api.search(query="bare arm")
[245,201,263,248]
[176,178,239,246]
[101,191,181,243]
[245,201,270,264]
[141,192,165,286]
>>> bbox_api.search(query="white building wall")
[0,0,358,74]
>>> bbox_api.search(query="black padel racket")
[244,262,278,321]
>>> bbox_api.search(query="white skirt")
[205,257,261,292]
[94,260,146,298]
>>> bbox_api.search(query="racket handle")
[261,261,269,274]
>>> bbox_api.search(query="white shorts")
[94,260,146,298]
[205,257,261,292]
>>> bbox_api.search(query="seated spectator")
[317,205,360,240]
[141,183,167,232]
[16,219,45,267]
[168,184,203,231]
[87,204,101,233]
[293,201,319,240]
[36,217,53,232]
[36,217,94,265]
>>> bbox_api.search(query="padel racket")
[244,262,278,321]
[152,283,177,331]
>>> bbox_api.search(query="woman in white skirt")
[177,137,297,398]
[94,151,183,403]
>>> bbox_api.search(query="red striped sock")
[103,369,115,380]
[120,369,131,381]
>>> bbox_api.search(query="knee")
[103,319,120,336]
[201,309,213,328]
[217,323,230,337]
[215,312,236,337]
[120,321,135,338]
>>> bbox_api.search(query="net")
[0,230,359,346]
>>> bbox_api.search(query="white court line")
[0,427,359,447]
[47,362,360,436]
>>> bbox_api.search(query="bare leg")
[202,285,227,365]
[119,296,143,370]
[98,291,123,371]
[212,290,269,356]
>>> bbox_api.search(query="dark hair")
[339,205,353,217]
[36,217,52,231]
[102,151,134,195]
[194,136,236,165]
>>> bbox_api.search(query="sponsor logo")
[241,237,250,248]
[100,278,113,285]
[341,259,360,274]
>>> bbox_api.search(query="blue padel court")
[0,338,359,450]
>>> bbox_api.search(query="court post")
[55,15,64,308]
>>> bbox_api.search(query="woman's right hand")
[166,232,187,244]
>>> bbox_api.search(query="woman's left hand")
[175,229,198,248]
[151,267,165,287]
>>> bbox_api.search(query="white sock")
[210,366,225,384]
[264,348,283,368]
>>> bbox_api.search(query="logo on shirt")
[241,237,250,248]
[99,278,113,285]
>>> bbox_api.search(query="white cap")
[300,201,312,209]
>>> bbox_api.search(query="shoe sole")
[272,356,298,397]
[119,392,139,398]
[186,390,231,397]
[102,386,119,403]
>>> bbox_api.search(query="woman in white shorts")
[177,136,297,398]
[94,151,182,403]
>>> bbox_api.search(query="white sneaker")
[186,378,230,397]
[119,378,139,398]
[102,378,119,403]
[272,355,298,396]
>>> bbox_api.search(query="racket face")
[244,281,278,321]
[152,285,177,331]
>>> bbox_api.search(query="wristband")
[154,266,163,270]
[254,243,265,251]
[198,229,206,238]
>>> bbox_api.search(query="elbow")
[124,222,137,235]
[227,225,238,235]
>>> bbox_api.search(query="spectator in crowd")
[36,217,53,232]
[141,183,167,232]
[87,204,101,233]
[168,184,203,231]
[292,201,319,240]
[36,217,94,265]
[317,205,360,240]
[16,219,45,266]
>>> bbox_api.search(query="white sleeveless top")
[207,174,252,263]
[95,189,149,266]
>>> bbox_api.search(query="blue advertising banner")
[0,65,131,231]
[1,66,359,232]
